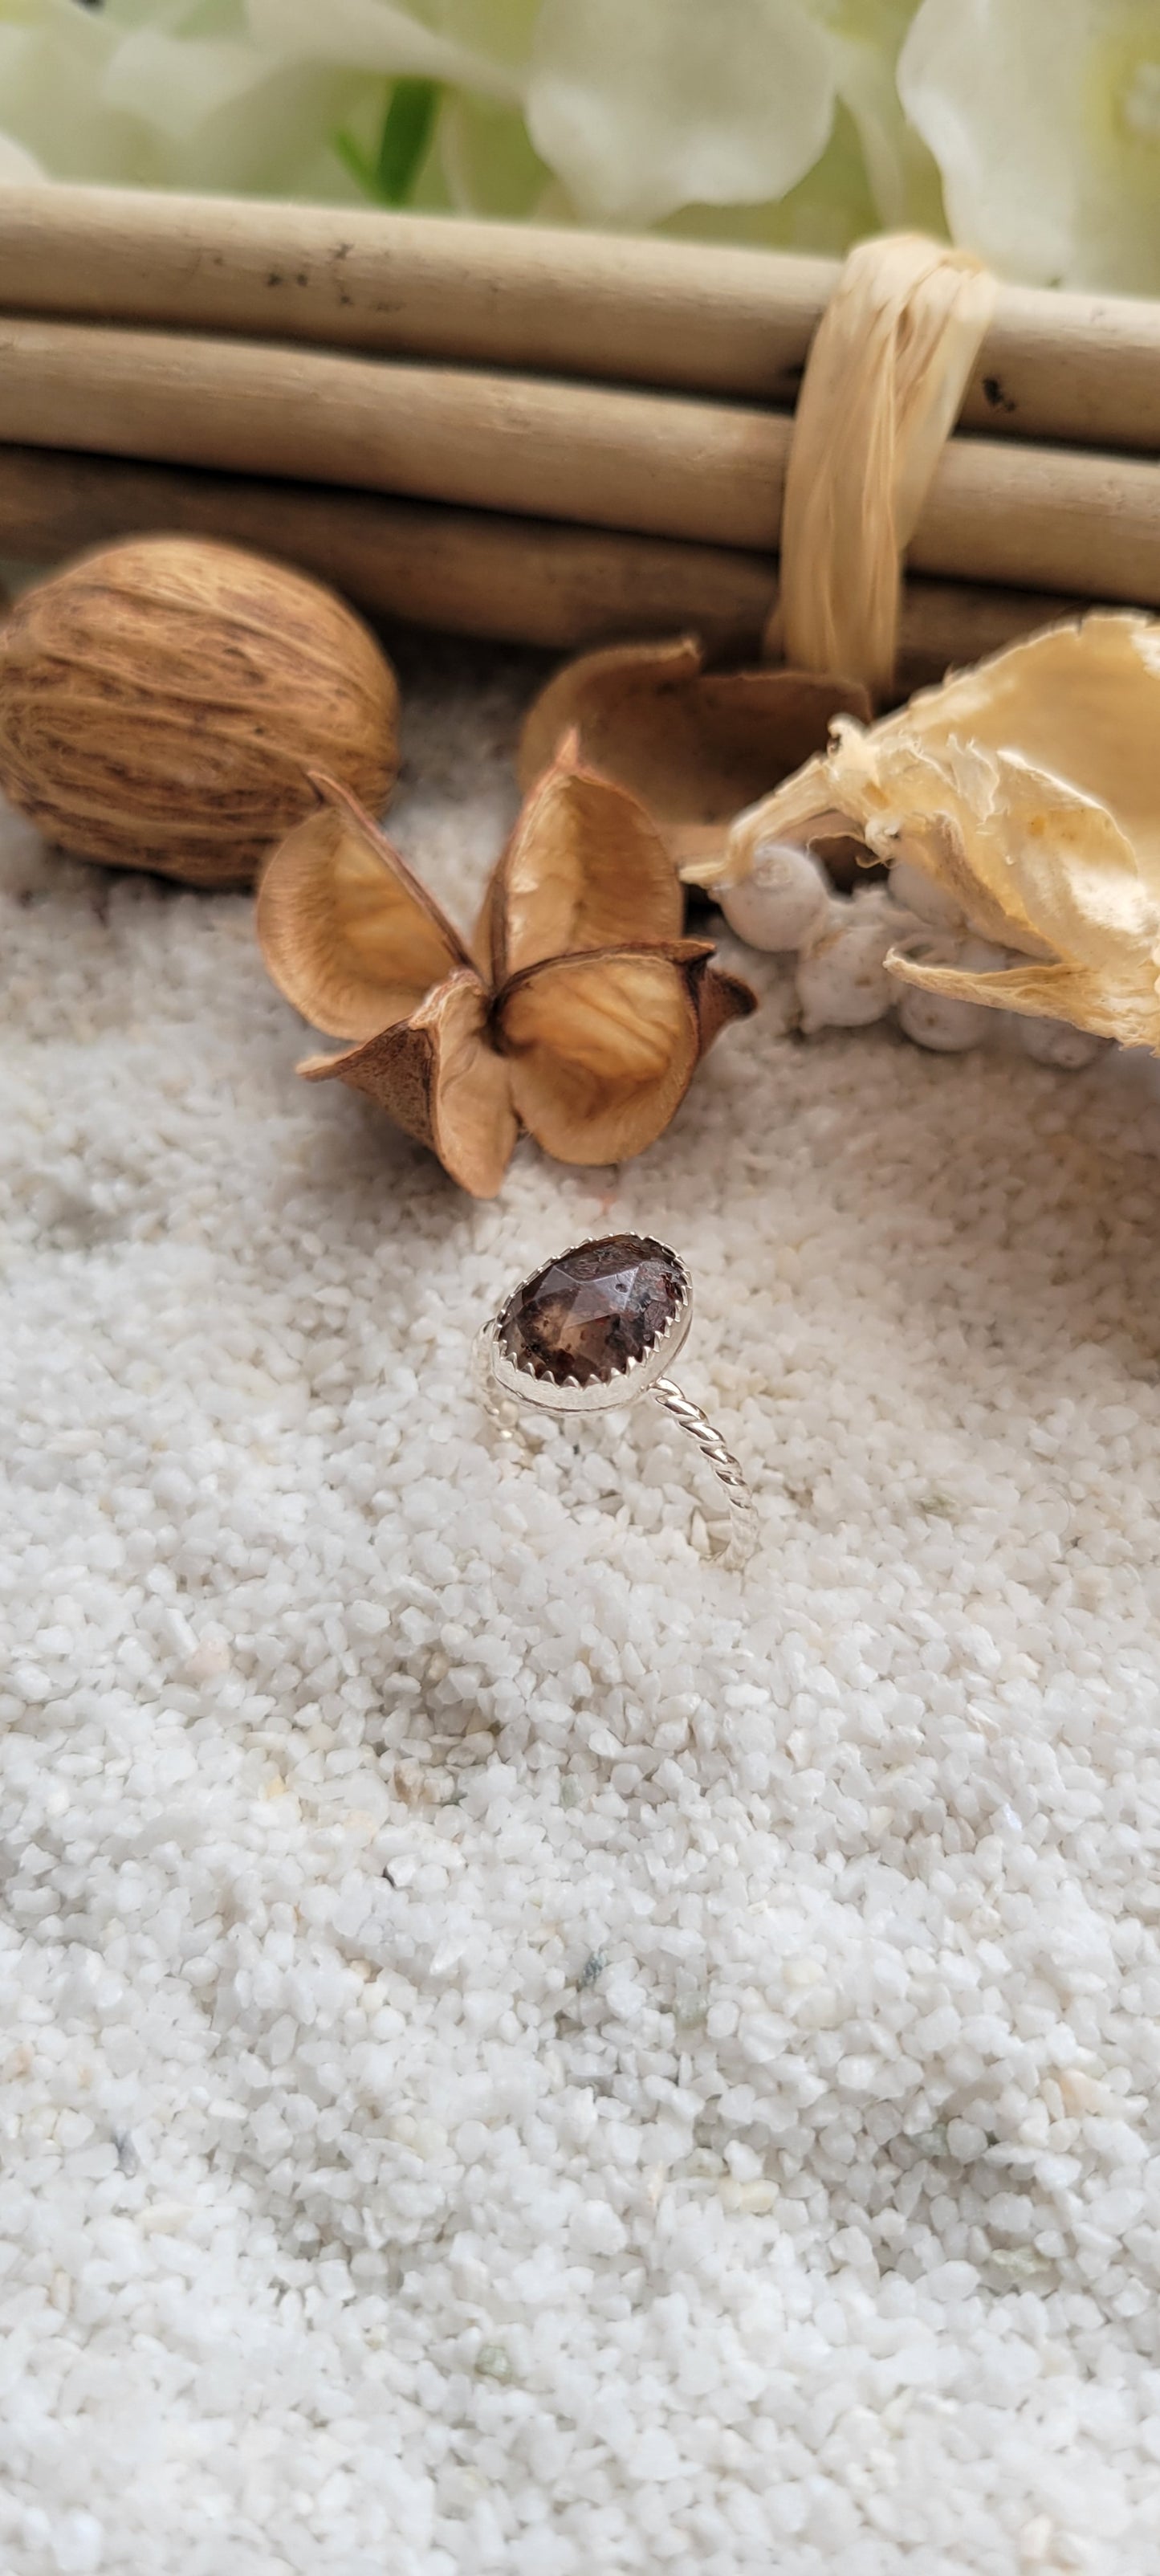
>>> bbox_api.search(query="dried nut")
[718,840,830,952]
[0,535,399,887]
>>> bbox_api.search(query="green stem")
[334,78,441,208]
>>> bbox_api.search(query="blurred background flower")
[0,0,1156,292]
[898,0,1160,294]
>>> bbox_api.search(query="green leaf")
[332,128,376,197]
[375,75,441,202]
[334,77,441,209]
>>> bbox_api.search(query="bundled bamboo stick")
[0,183,1156,679]
[0,182,1158,454]
[0,445,1088,693]
[0,316,1158,609]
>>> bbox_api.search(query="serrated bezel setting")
[488,1233,693,1416]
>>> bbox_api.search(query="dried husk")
[518,638,870,869]
[702,612,1160,1052]
[258,759,755,1196]
[486,731,683,980]
[499,941,752,1168]
[0,536,399,887]
[300,972,519,1199]
[257,775,471,1041]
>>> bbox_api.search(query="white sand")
[2,633,1160,2575]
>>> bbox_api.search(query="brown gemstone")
[499,1233,684,1387]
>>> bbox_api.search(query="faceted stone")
[499,1233,683,1387]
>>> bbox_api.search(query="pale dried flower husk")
[257,751,755,1199]
[0,536,399,887]
[699,613,1160,1052]
[518,636,869,870]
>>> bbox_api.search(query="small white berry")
[896,984,995,1052]
[895,934,1010,1052]
[886,858,964,934]
[718,840,830,952]
[796,895,899,1034]
[1016,1017,1107,1069]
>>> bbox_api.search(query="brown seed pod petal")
[470,864,504,984]
[685,948,760,1052]
[0,536,399,887]
[497,942,727,1168]
[299,969,518,1197]
[517,638,870,867]
[483,736,683,988]
[258,774,473,1042]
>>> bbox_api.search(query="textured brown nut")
[0,536,398,887]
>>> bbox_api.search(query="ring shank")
[475,1316,755,1570]
[649,1376,755,1568]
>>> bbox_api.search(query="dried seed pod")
[258,756,755,1198]
[0,536,399,887]
[707,613,1160,1053]
[257,774,470,1040]
[484,736,684,983]
[518,636,870,869]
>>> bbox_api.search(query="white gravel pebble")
[2,634,1160,2575]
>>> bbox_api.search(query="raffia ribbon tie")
[771,232,997,700]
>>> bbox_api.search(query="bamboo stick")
[0,316,1156,609]
[0,182,1157,454]
[0,444,1089,690]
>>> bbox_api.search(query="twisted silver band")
[649,1376,755,1568]
[474,1233,755,1569]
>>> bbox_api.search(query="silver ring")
[475,1233,755,1568]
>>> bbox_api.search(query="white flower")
[898,0,1160,293]
[104,32,371,196]
[439,92,552,221]
[247,0,551,214]
[0,0,144,186]
[0,0,381,198]
[0,0,910,240]
[807,0,942,231]
[245,0,527,100]
[525,0,836,226]
[249,0,932,233]
[0,132,44,185]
